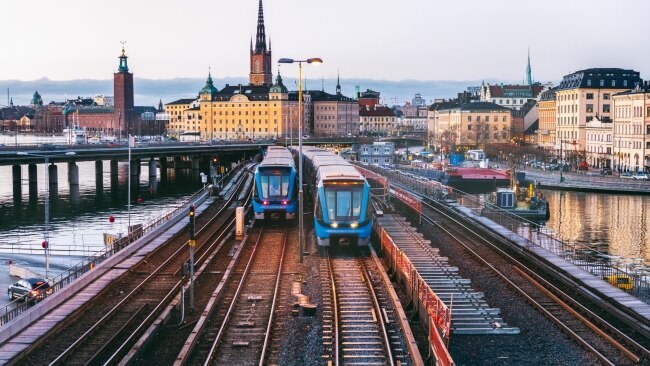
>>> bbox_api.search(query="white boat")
[63,125,87,145]
[63,111,87,145]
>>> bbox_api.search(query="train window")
[325,187,363,221]
[259,168,291,199]
[268,176,282,197]
[281,175,289,196]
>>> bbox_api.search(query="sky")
[1,0,649,101]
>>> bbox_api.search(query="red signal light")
[263,200,269,206]
[281,200,288,205]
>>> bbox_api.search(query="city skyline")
[2,0,649,85]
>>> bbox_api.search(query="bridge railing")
[0,187,208,327]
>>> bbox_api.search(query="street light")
[17,151,76,279]
[278,57,323,263]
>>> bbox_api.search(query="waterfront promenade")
[517,166,650,194]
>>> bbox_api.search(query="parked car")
[632,172,649,181]
[621,171,633,178]
[8,278,52,302]
[600,167,612,175]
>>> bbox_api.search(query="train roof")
[259,146,295,168]
[302,147,365,182]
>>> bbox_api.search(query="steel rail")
[47,169,249,365]
[103,217,236,366]
[359,257,395,366]
[420,195,650,362]
[326,252,340,366]
[258,228,289,366]
[202,226,287,366]
[105,170,252,365]
[514,267,640,363]
[422,211,616,366]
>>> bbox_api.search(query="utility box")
[235,207,245,240]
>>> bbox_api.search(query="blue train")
[301,147,373,247]
[253,146,298,220]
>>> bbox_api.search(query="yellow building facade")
[536,88,557,150]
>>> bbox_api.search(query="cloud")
[0,77,524,107]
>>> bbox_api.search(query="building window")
[587,79,592,87]
[468,125,472,131]
[600,79,604,87]
[586,93,594,100]
[623,80,628,87]
[603,93,610,100]
[586,104,594,113]
[603,104,610,113]
[586,116,593,122]
[467,116,471,121]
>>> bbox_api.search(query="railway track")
[423,199,650,366]
[15,167,253,366]
[180,225,288,365]
[321,248,412,366]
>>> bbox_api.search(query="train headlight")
[330,222,338,228]
[350,222,358,228]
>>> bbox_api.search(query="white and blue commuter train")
[301,147,372,247]
[253,146,298,220]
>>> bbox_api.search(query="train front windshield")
[324,183,364,221]
[259,168,291,199]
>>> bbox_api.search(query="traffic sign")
[188,239,196,247]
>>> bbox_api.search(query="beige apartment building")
[536,87,557,150]
[165,98,197,137]
[612,83,650,173]
[359,106,396,135]
[432,102,512,148]
[311,87,359,137]
[585,117,613,169]
[555,68,641,162]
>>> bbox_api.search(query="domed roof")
[269,72,287,93]
[199,72,219,96]
[31,91,43,106]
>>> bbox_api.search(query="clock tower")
[250,0,272,87]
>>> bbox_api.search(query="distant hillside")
[0,77,515,107]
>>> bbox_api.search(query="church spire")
[255,0,267,53]
[249,0,272,86]
[336,70,341,95]
[525,47,533,86]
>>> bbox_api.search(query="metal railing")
[1,187,208,327]
[361,165,650,304]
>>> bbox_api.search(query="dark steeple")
[249,0,272,86]
[525,47,532,86]
[336,71,341,95]
[255,0,267,53]
[158,98,163,112]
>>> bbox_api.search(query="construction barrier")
[392,186,422,224]
[377,225,454,365]
[355,166,389,196]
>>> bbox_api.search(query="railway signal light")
[189,205,195,240]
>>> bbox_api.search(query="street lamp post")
[278,57,323,263]
[17,151,76,279]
